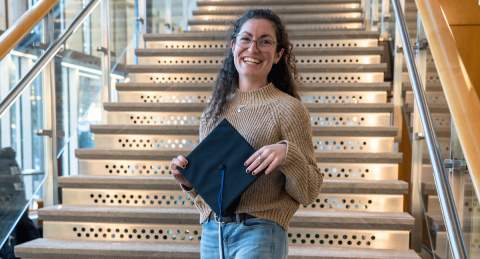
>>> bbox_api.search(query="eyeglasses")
[235,35,280,52]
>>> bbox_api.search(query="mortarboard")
[177,118,265,219]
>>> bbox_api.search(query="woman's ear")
[276,48,284,63]
[230,40,235,52]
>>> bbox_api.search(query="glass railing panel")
[52,0,140,180]
[147,0,196,33]
[391,0,473,255]
[0,82,45,248]
[0,0,105,246]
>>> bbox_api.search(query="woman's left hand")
[244,143,287,175]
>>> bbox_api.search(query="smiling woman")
[170,8,323,259]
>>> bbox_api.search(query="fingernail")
[182,165,186,169]
[244,162,247,166]
[185,161,188,164]
[246,169,249,173]
[252,171,256,175]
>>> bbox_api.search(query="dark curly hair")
[205,8,301,124]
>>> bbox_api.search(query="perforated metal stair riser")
[15,1,424,258]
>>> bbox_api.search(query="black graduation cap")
[177,118,265,218]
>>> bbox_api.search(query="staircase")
[15,1,422,258]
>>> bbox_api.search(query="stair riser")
[188,23,363,31]
[146,39,379,49]
[62,189,404,213]
[197,4,361,11]
[193,12,363,20]
[402,72,439,83]
[129,72,385,83]
[43,221,409,250]
[404,91,446,105]
[320,163,398,181]
[427,196,474,217]
[106,112,392,127]
[117,91,387,104]
[421,138,451,157]
[93,135,394,153]
[78,160,398,181]
[409,113,451,129]
[138,55,382,65]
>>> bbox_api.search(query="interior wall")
[438,0,480,100]
[0,0,7,31]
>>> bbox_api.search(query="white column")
[20,57,33,170]
[0,54,12,148]
[68,68,79,176]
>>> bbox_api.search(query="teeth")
[243,57,262,64]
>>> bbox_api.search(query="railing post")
[392,0,405,142]
[445,123,467,259]
[409,11,428,253]
[42,9,59,207]
[380,0,391,40]
[364,0,371,30]
[101,0,113,102]
[371,0,379,31]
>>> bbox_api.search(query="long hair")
[204,8,301,124]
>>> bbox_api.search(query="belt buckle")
[213,212,223,223]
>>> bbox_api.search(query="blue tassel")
[218,169,225,259]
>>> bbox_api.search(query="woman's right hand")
[170,155,192,189]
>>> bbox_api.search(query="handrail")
[0,0,60,61]
[415,0,480,202]
[390,0,469,259]
[0,0,102,119]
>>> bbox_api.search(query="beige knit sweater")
[181,82,323,230]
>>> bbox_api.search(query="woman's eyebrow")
[238,32,274,39]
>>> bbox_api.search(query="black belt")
[209,212,257,223]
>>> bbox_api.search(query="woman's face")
[231,19,284,84]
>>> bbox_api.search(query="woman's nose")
[248,41,261,53]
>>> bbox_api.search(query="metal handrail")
[0,0,102,119]
[390,0,469,258]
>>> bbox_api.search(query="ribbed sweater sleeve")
[275,99,323,206]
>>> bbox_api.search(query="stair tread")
[143,30,381,41]
[402,82,443,92]
[103,102,394,113]
[426,213,479,232]
[408,126,450,138]
[421,181,473,196]
[193,7,364,15]
[404,103,449,113]
[197,0,361,6]
[116,82,391,92]
[125,63,388,73]
[135,47,384,56]
[90,125,398,137]
[15,238,421,258]
[75,149,403,163]
[188,17,365,25]
[58,175,408,194]
[38,205,415,230]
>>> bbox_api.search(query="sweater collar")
[232,82,280,106]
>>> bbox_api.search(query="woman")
[170,9,323,258]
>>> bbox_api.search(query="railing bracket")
[36,129,65,137]
[414,132,425,140]
[444,159,467,171]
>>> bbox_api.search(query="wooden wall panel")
[450,26,480,100]
[438,0,480,25]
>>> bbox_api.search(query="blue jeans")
[200,216,288,259]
